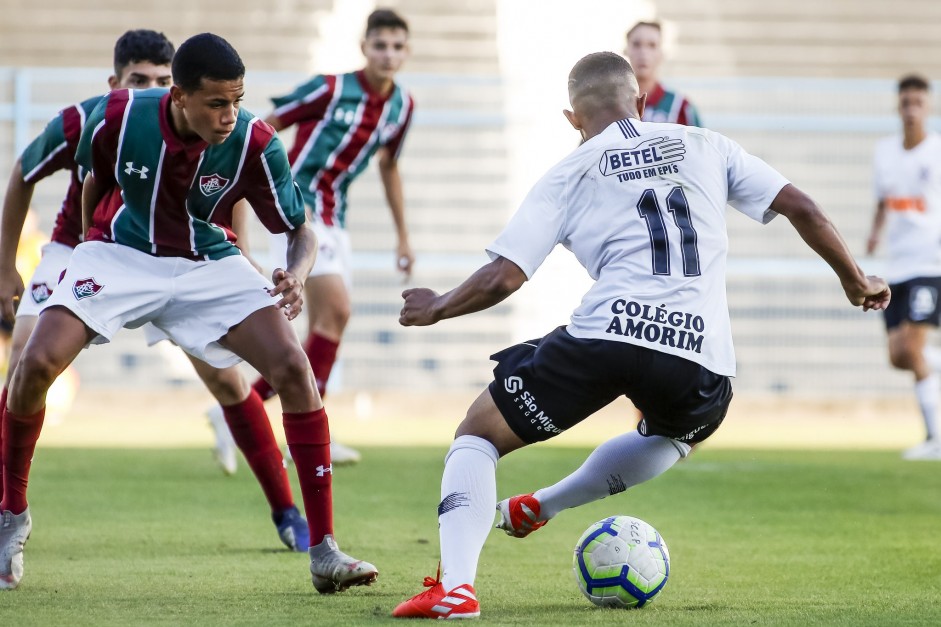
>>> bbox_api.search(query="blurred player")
[208,8,416,469]
[625,21,701,126]
[0,30,311,554]
[867,74,941,460]
[392,52,889,619]
[0,33,378,592]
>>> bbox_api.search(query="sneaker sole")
[312,570,378,594]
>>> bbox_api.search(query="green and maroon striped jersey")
[642,83,701,127]
[270,70,414,228]
[19,95,102,248]
[76,88,306,260]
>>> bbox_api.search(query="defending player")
[392,52,889,619]
[0,33,377,592]
[625,21,701,126]
[0,30,310,554]
[207,8,415,469]
[867,75,941,460]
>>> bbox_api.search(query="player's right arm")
[266,75,332,132]
[0,160,33,321]
[75,95,118,237]
[866,199,887,255]
[770,184,890,311]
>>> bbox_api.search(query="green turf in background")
[1,446,939,626]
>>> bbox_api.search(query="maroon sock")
[0,387,6,503]
[283,409,333,545]
[251,375,276,401]
[1,405,44,514]
[222,390,293,513]
[304,333,339,398]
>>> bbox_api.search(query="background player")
[624,21,701,126]
[207,8,416,469]
[0,29,311,553]
[867,74,941,460]
[0,33,377,592]
[391,52,889,619]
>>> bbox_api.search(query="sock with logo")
[915,374,940,441]
[222,389,293,512]
[438,435,498,591]
[533,431,689,521]
[1,404,44,515]
[283,409,333,545]
[304,333,339,397]
[0,387,6,503]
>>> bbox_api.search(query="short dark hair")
[898,74,930,93]
[172,33,245,92]
[626,21,661,41]
[366,8,409,36]
[113,29,174,76]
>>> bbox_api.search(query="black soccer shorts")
[883,276,941,330]
[488,326,732,445]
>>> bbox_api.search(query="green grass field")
[1,445,939,626]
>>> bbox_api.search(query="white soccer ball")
[572,515,670,608]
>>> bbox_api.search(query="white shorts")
[268,222,352,288]
[17,241,73,318]
[44,241,279,368]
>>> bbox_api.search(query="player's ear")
[636,92,647,120]
[563,109,581,131]
[107,74,119,90]
[170,85,186,109]
[360,38,367,56]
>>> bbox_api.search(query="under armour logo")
[124,162,149,179]
[316,464,333,477]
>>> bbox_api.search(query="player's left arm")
[377,146,413,278]
[770,184,890,311]
[400,256,527,326]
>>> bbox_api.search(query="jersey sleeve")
[75,94,118,189]
[485,168,567,279]
[19,109,72,183]
[721,133,789,224]
[241,132,307,233]
[679,98,702,127]
[269,75,332,129]
[382,93,415,160]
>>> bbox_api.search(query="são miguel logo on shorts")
[199,173,229,196]
[72,277,103,300]
[31,282,53,304]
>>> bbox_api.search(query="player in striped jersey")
[625,21,701,126]
[0,30,312,559]
[392,52,888,619]
[0,33,377,593]
[217,8,415,468]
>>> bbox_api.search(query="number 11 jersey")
[486,119,789,377]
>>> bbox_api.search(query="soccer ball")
[572,515,670,608]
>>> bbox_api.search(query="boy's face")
[624,25,663,82]
[899,87,930,129]
[171,77,243,145]
[109,61,172,90]
[362,27,409,82]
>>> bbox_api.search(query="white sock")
[924,346,941,373]
[438,435,499,591]
[915,374,940,441]
[534,431,690,521]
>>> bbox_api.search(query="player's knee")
[889,345,916,370]
[12,348,61,395]
[266,350,313,395]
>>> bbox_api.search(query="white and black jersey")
[487,119,788,377]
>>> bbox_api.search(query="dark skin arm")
[770,183,890,311]
[399,256,527,326]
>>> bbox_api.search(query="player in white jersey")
[391,52,889,619]
[867,74,941,460]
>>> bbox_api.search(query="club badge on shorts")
[31,282,53,304]
[72,278,104,300]
[199,173,229,196]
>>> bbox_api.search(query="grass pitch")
[1,445,939,626]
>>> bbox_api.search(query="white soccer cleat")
[206,405,238,475]
[902,439,941,461]
[330,441,362,466]
[0,507,32,590]
[308,534,378,593]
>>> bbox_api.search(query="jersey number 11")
[636,186,701,277]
